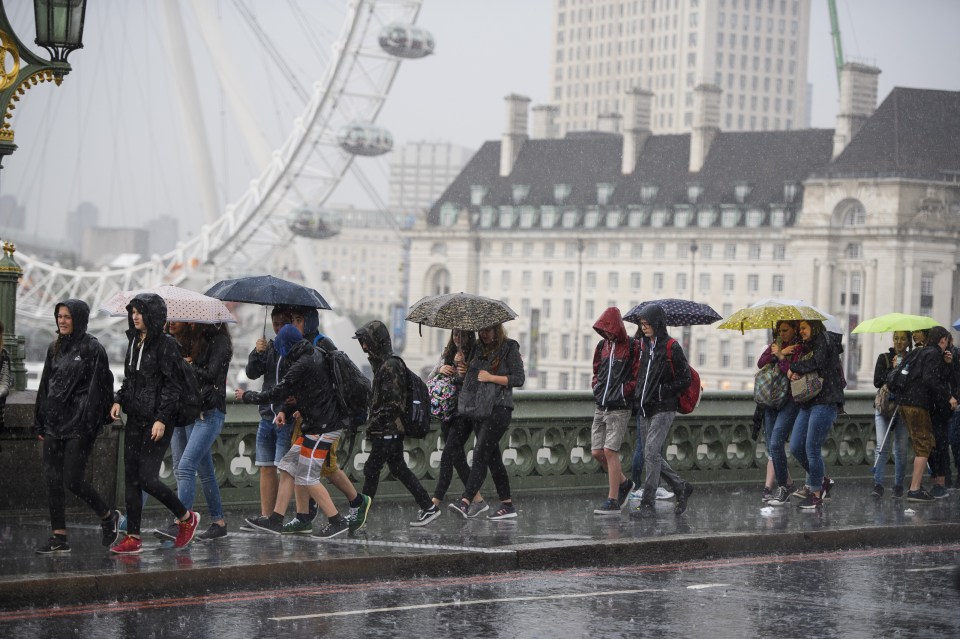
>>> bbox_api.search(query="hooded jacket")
[788,331,845,407]
[240,334,342,435]
[632,304,691,417]
[895,344,953,412]
[246,337,288,421]
[114,293,182,427]
[33,299,111,439]
[192,326,232,413]
[591,307,639,409]
[355,320,406,438]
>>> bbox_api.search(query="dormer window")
[697,208,717,227]
[640,183,658,203]
[605,209,622,228]
[561,208,579,228]
[499,206,515,228]
[583,207,600,228]
[687,183,703,204]
[597,182,615,205]
[439,203,459,226]
[651,208,667,227]
[783,181,799,203]
[734,181,752,203]
[479,206,496,228]
[519,206,537,228]
[674,205,691,227]
[470,185,488,206]
[541,206,557,228]
[721,206,740,227]
[553,183,571,204]
[745,208,764,227]
[512,184,530,204]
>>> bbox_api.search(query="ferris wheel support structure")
[9,0,423,323]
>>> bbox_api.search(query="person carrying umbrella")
[628,303,695,518]
[870,331,911,499]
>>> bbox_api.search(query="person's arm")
[32,345,55,437]
[245,339,269,379]
[873,353,889,389]
[195,334,232,388]
[479,341,525,388]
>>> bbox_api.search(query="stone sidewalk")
[2,479,959,607]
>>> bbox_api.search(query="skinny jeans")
[764,399,800,488]
[123,416,188,536]
[789,404,838,492]
[362,436,432,510]
[433,415,475,501]
[462,406,513,503]
[42,434,110,531]
[173,409,225,521]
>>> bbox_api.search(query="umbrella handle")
[263,307,268,338]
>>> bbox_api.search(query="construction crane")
[827,0,844,89]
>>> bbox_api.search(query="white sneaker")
[629,488,645,500]
[656,487,675,500]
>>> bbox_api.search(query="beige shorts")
[899,405,935,458]
[590,407,631,451]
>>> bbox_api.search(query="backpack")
[392,355,432,438]
[325,348,371,422]
[885,348,923,397]
[163,336,202,428]
[92,345,115,427]
[640,337,702,414]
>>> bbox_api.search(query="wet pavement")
[2,479,960,609]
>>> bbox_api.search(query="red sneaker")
[110,536,143,554]
[174,511,200,548]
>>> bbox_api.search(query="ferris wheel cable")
[286,0,329,62]
[231,0,310,104]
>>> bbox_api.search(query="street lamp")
[0,0,87,390]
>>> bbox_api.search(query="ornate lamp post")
[0,0,87,389]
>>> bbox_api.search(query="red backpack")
[641,337,702,415]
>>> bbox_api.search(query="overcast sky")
[1,0,958,246]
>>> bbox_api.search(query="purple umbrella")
[624,299,721,327]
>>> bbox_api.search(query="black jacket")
[789,331,845,408]
[633,304,691,418]
[469,338,525,410]
[873,348,900,389]
[356,320,405,438]
[240,339,341,435]
[114,293,182,427]
[193,330,232,413]
[897,345,953,412]
[33,299,111,439]
[245,339,288,421]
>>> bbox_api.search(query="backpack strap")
[665,338,677,378]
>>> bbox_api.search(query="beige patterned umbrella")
[100,285,237,324]
[406,292,517,331]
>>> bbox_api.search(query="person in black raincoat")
[109,293,200,553]
[32,299,120,554]
[629,303,695,518]
[354,320,439,526]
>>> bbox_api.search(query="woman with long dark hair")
[450,323,525,520]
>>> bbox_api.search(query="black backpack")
[163,336,202,428]
[81,335,114,429]
[326,348,371,421]
[392,355,431,438]
[885,348,923,397]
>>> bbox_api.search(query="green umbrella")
[851,312,939,334]
[717,302,826,334]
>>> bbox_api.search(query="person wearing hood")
[32,299,121,554]
[109,293,201,553]
[629,303,695,519]
[292,306,337,353]
[354,320,440,527]
[236,324,354,538]
[589,307,640,515]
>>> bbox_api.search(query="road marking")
[905,566,955,573]
[687,583,731,590]
[268,589,669,621]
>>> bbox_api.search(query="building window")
[502,242,513,257]
[744,341,756,369]
[559,372,570,390]
[720,340,731,368]
[563,300,573,320]
[773,244,786,260]
[543,272,553,288]
[700,273,711,292]
[542,298,552,319]
[845,243,862,259]
[676,272,687,291]
[749,244,761,260]
[501,271,511,288]
[586,271,597,288]
[597,183,615,205]
[512,185,529,204]
[696,339,707,367]
[842,202,866,226]
[630,272,642,289]
[640,184,658,203]
[540,333,550,359]
[735,182,751,203]
[920,272,934,316]
[470,185,488,206]
[747,273,759,292]
[522,271,532,288]
[653,272,664,290]
[724,243,737,260]
[724,274,735,292]
[554,184,571,204]
[772,274,784,293]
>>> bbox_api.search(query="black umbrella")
[204,275,332,309]
[624,298,721,327]
[406,292,517,331]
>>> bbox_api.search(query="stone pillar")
[0,241,25,390]
[689,84,722,173]
[531,105,559,140]
[622,88,653,175]
[832,63,881,159]
[500,94,530,177]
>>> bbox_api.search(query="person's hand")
[151,421,166,442]
[781,345,796,356]
[275,411,286,427]
[234,388,245,401]
[255,337,267,353]
[787,371,800,381]
[183,356,192,364]
[110,402,122,420]
[440,364,456,376]
[944,350,954,364]
[770,344,780,358]
[456,361,467,376]
[951,396,958,411]
[477,370,496,384]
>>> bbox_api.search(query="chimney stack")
[832,62,881,158]
[597,112,622,134]
[689,84,722,173]
[622,88,653,174]
[500,94,530,177]
[531,105,559,139]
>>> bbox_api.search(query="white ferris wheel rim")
[11,0,422,322]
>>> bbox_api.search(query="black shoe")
[821,477,835,501]
[871,484,884,498]
[892,485,904,499]
[197,523,228,541]
[313,518,349,539]
[616,479,635,508]
[244,515,283,534]
[410,504,441,527]
[674,482,694,515]
[36,536,71,555]
[629,501,656,519]
[100,509,122,547]
[448,500,470,519]
[153,523,179,541]
[907,488,934,502]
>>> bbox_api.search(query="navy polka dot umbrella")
[624,298,722,327]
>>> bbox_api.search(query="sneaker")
[313,518,349,539]
[348,494,373,533]
[616,479,635,507]
[410,504,441,527]
[101,510,122,547]
[448,500,470,519]
[892,485,904,499]
[656,486,675,500]
[173,511,200,548]
[791,486,811,501]
[593,498,621,516]
[797,493,824,510]
[197,523,228,541]
[768,486,791,507]
[153,523,179,541]
[280,518,313,535]
[628,487,645,501]
[821,477,835,501]
[907,488,935,502]
[110,536,142,555]
[467,500,490,518]
[762,486,773,503]
[629,501,656,519]
[36,536,71,555]
[872,484,884,498]
[674,482,694,515]
[244,515,283,534]
[488,502,517,520]
[931,485,949,499]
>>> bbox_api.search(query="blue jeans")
[174,409,225,521]
[873,409,908,489]
[949,409,960,485]
[764,399,800,488]
[631,413,646,486]
[789,404,838,492]
[255,417,294,466]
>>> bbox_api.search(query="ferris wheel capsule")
[287,206,342,240]
[378,22,435,59]
[337,123,393,156]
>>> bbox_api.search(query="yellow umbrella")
[718,302,827,334]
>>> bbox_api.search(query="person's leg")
[254,418,280,515]
[42,437,69,535]
[789,408,811,478]
[361,439,389,499]
[641,412,676,502]
[602,410,630,500]
[892,416,909,491]
[122,421,148,537]
[771,401,799,488]
[61,435,110,518]
[589,408,614,497]
[137,425,189,521]
[804,404,838,496]
[949,410,960,485]
[873,410,892,487]
[191,410,226,525]
[762,407,777,491]
[434,417,471,503]
[482,407,514,503]
[461,410,511,504]
[384,438,433,509]
[929,410,950,490]
[631,413,645,487]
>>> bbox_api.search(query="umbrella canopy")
[405,293,517,331]
[623,299,721,326]
[718,302,826,333]
[204,275,331,309]
[100,285,237,324]
[747,298,843,334]
[852,312,939,334]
